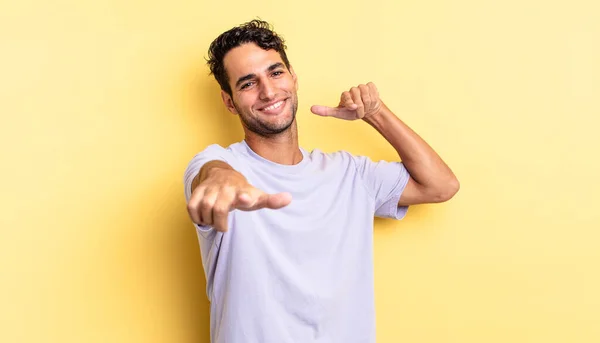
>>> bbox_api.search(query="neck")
[244,121,303,165]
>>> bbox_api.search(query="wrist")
[362,102,389,126]
[199,160,232,180]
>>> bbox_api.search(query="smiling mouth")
[259,99,286,113]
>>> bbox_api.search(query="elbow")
[443,177,460,201]
[432,177,460,202]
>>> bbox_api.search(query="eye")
[240,81,254,90]
[272,71,284,77]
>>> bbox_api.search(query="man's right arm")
[190,160,235,193]
[186,160,292,232]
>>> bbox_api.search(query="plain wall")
[1,0,598,342]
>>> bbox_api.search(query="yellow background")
[1,0,599,342]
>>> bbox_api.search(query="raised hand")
[310,82,383,120]
[187,165,292,232]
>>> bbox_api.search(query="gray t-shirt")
[183,140,410,343]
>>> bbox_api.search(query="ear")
[289,65,298,90]
[221,90,238,115]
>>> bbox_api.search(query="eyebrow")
[235,62,285,89]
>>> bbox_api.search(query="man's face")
[221,43,298,137]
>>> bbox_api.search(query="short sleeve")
[183,144,234,232]
[353,155,410,220]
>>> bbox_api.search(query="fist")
[187,167,292,232]
[311,82,382,120]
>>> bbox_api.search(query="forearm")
[191,160,237,191]
[363,102,459,192]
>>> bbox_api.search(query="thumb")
[310,105,339,117]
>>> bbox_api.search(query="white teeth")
[263,100,284,111]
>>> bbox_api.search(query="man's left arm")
[311,82,460,206]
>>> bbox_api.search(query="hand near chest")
[187,160,292,232]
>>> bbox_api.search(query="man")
[184,20,459,343]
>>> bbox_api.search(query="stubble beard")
[235,96,298,138]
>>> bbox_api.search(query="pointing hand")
[311,82,382,120]
[187,167,291,232]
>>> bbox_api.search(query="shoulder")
[187,142,247,164]
[184,142,247,177]
[191,142,240,158]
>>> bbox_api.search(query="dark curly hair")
[207,20,291,96]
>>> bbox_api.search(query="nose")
[259,78,275,100]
